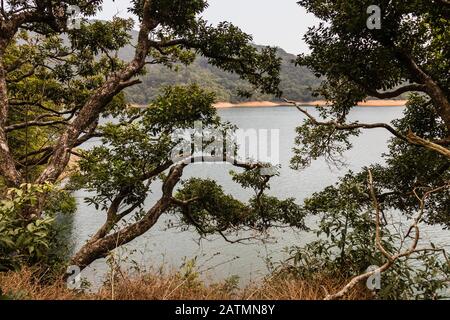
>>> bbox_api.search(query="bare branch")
[284,98,409,141]
[369,170,394,262]
[284,99,450,159]
[407,130,450,159]
[324,171,450,300]
[367,84,427,99]
[5,119,68,132]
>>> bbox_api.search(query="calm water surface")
[72,106,450,286]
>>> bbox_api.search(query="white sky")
[95,0,320,54]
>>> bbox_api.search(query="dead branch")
[324,170,450,300]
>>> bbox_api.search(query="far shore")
[130,100,407,110]
[213,100,407,109]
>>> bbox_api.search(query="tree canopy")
[0,0,306,272]
[293,0,449,223]
[288,0,450,298]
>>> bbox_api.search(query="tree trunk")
[35,10,156,186]
[70,164,186,271]
[70,197,171,270]
[397,51,450,132]
[0,51,22,187]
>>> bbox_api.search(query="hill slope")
[118,35,321,104]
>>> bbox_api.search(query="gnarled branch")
[284,99,450,159]
[324,171,449,300]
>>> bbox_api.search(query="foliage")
[174,175,307,235]
[290,0,450,299]
[70,84,219,210]
[71,84,308,252]
[292,97,449,226]
[291,110,360,169]
[174,178,250,234]
[0,0,286,270]
[286,173,450,300]
[297,0,450,108]
[293,1,450,222]
[3,27,131,184]
[1,0,283,185]
[0,184,76,271]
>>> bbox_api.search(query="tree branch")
[5,119,68,132]
[35,0,158,186]
[284,99,450,159]
[284,98,409,141]
[394,50,450,131]
[324,171,449,300]
[367,84,427,99]
[406,130,450,159]
[70,161,186,270]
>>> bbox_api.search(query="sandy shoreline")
[131,100,407,110]
[213,100,407,108]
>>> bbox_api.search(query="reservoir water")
[71,106,450,286]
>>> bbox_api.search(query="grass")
[0,266,371,300]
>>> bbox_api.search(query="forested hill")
[119,35,321,104]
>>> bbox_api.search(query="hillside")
[118,33,321,104]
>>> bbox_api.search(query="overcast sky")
[95,0,320,54]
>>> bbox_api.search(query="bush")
[0,183,75,271]
[284,173,450,300]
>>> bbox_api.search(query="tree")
[288,0,450,298]
[295,0,449,154]
[0,0,281,190]
[287,169,449,299]
[0,1,301,271]
[68,84,307,270]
